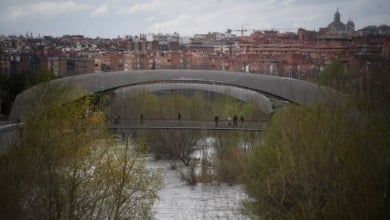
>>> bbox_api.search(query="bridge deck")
[107,119,267,132]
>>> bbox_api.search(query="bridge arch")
[111,82,273,114]
[9,70,332,122]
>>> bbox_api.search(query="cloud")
[117,1,155,14]
[0,0,389,38]
[146,16,156,22]
[91,4,108,17]
[149,14,197,34]
[116,0,220,16]
[147,1,288,34]
[5,1,90,21]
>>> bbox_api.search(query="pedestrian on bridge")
[140,113,143,125]
[178,112,181,121]
[233,114,238,128]
[214,115,219,127]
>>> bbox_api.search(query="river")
[147,158,252,220]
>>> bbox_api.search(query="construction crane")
[228,25,270,36]
[228,25,251,36]
[227,26,300,37]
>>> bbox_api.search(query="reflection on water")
[148,158,251,220]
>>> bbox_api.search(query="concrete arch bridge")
[9,70,333,123]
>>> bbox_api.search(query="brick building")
[58,57,94,76]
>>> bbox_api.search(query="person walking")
[214,115,219,127]
[140,113,143,125]
[233,114,238,128]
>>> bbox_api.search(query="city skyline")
[1,0,389,38]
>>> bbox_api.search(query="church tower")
[334,8,341,23]
[346,19,355,35]
[327,8,346,35]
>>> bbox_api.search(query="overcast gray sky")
[0,0,389,38]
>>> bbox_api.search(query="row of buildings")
[1,10,389,81]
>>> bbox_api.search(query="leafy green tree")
[241,59,390,219]
[0,83,161,220]
[318,58,362,97]
[212,94,266,122]
[242,103,390,219]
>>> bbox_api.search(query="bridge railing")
[0,123,24,154]
[107,119,267,131]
